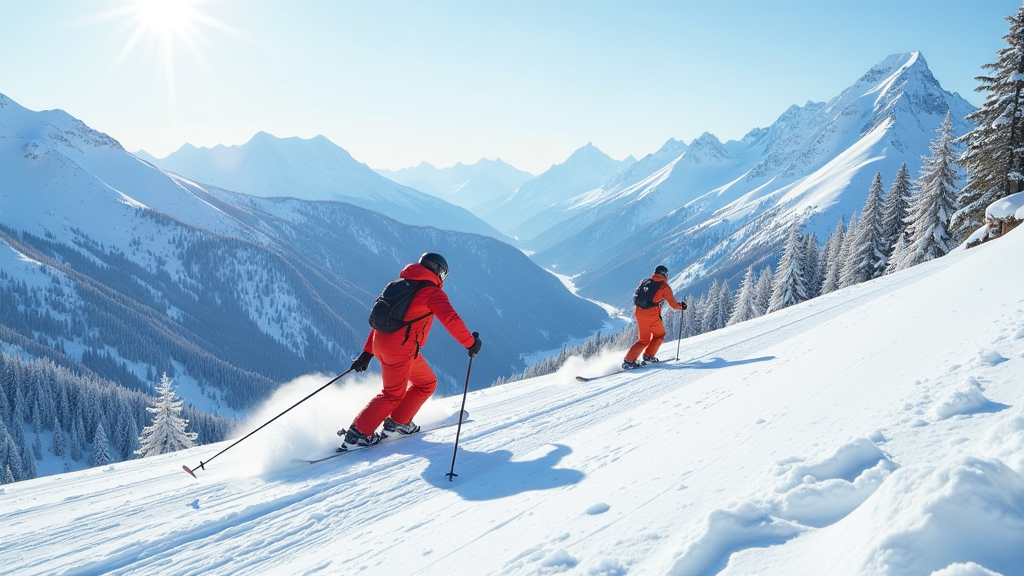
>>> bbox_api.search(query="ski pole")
[445,355,475,481]
[182,368,354,478]
[674,306,685,361]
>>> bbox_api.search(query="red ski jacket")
[363,263,475,356]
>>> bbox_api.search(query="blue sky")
[0,0,1016,173]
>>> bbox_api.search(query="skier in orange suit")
[623,265,685,369]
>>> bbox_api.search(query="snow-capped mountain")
[5,219,1022,575]
[528,52,976,304]
[142,132,507,240]
[478,143,635,237]
[376,158,534,212]
[0,92,607,413]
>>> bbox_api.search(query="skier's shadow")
[421,442,584,501]
[675,356,775,369]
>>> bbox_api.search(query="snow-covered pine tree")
[32,434,42,461]
[3,465,14,485]
[681,294,700,337]
[819,219,845,294]
[701,280,722,333]
[845,174,887,285]
[124,418,141,459]
[19,440,35,479]
[837,216,860,288]
[0,429,24,482]
[802,232,822,298]
[899,112,962,269]
[768,225,808,313]
[728,266,762,325]
[754,266,773,313]
[135,374,197,457]
[89,422,112,467]
[51,417,66,457]
[882,163,913,260]
[715,281,733,329]
[70,416,83,461]
[953,5,1024,238]
[31,401,42,435]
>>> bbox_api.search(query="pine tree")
[136,374,197,457]
[715,282,733,329]
[899,112,962,269]
[701,280,722,333]
[820,219,846,294]
[124,418,141,459]
[32,434,43,461]
[844,174,887,285]
[19,441,35,479]
[768,225,808,313]
[754,266,773,313]
[882,163,912,260]
[801,232,822,298]
[837,216,860,288]
[728,266,763,325]
[89,423,113,467]
[31,400,42,435]
[51,417,66,458]
[953,5,1024,238]
[70,418,83,461]
[2,465,14,485]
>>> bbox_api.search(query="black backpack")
[633,278,663,309]
[368,279,433,334]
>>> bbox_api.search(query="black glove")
[350,351,374,372]
[467,332,482,357]
[680,301,687,311]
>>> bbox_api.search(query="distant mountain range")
[0,92,607,414]
[376,159,534,213]
[139,132,507,241]
[513,52,975,303]
[477,143,636,238]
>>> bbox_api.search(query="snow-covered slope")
[376,158,534,212]
[145,132,508,240]
[530,53,976,304]
[478,143,635,237]
[4,220,1021,575]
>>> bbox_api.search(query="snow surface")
[2,227,1023,575]
[985,191,1024,220]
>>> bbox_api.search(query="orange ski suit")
[352,263,475,436]
[625,273,684,362]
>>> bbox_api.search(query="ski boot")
[342,426,382,449]
[643,355,661,364]
[383,416,420,436]
[622,359,643,370]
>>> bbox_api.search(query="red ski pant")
[625,313,666,362]
[352,347,437,436]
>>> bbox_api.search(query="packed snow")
[2,226,1023,575]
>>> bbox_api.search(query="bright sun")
[134,0,203,39]
[89,0,234,98]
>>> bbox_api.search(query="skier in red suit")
[344,253,482,447]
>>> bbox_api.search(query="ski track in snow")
[3,232,1024,575]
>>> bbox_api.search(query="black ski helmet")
[419,252,449,281]
[655,265,669,276]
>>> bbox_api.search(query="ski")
[292,410,469,464]
[576,362,664,382]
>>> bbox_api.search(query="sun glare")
[134,0,201,39]
[86,0,237,103]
